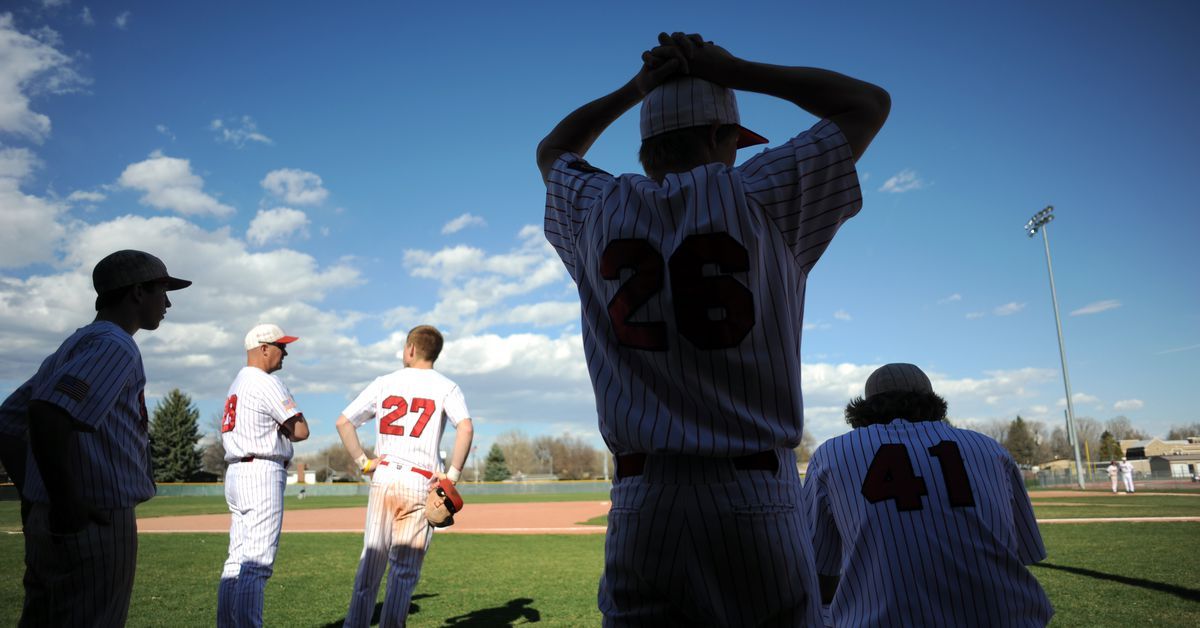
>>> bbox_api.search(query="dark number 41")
[860,441,976,511]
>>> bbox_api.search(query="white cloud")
[42,0,70,8]
[67,189,105,203]
[966,311,985,320]
[833,310,852,321]
[1157,343,1200,355]
[442,213,487,235]
[0,147,66,268]
[1058,392,1100,408]
[211,115,272,148]
[114,11,130,30]
[1070,299,1121,316]
[260,168,328,206]
[0,14,89,142]
[155,123,175,141]
[246,207,310,246]
[80,7,94,26]
[1113,399,1144,412]
[117,150,235,217]
[878,169,926,193]
[938,293,962,304]
[993,302,1025,316]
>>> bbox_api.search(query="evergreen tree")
[1004,415,1038,466]
[483,443,511,481]
[149,389,203,482]
[1098,430,1123,460]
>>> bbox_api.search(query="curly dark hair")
[844,391,949,429]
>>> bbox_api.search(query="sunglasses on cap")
[434,485,455,511]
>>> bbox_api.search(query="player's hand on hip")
[361,457,379,475]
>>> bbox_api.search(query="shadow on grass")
[1037,563,1200,602]
[320,593,438,627]
[442,597,541,626]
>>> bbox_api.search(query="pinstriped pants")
[599,449,822,627]
[20,504,138,628]
[218,459,286,627]
[345,480,432,628]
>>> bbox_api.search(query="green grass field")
[0,491,1196,626]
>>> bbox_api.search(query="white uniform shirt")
[805,419,1052,627]
[341,367,469,484]
[1106,464,1118,479]
[1118,460,1134,477]
[17,321,155,508]
[221,366,301,463]
[545,120,861,456]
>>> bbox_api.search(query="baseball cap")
[865,363,934,398]
[640,77,769,148]
[92,250,191,294]
[244,323,299,351]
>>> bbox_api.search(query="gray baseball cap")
[92,250,192,294]
[865,363,934,398]
[640,77,768,148]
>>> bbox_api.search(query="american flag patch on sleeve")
[54,375,90,401]
[283,398,296,411]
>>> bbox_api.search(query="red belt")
[615,451,778,479]
[377,459,432,478]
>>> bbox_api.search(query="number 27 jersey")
[341,367,469,478]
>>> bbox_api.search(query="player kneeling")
[804,363,1052,627]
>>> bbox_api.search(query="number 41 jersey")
[545,120,862,457]
[341,367,469,484]
[804,419,1052,627]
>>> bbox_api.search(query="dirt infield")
[137,500,612,535]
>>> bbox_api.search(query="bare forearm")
[335,416,366,462]
[448,419,474,473]
[537,80,643,179]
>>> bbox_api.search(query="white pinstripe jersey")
[804,419,1052,627]
[221,366,301,462]
[17,321,155,508]
[544,120,861,456]
[341,367,469,483]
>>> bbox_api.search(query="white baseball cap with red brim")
[244,323,299,351]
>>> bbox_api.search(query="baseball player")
[537,33,890,625]
[1119,457,1135,493]
[217,323,309,627]
[805,363,1053,627]
[1107,460,1119,493]
[3,249,189,626]
[335,325,474,628]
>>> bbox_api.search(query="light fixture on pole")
[1025,205,1086,490]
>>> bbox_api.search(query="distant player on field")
[538,32,889,625]
[218,323,309,627]
[2,249,189,626]
[335,325,474,628]
[1119,457,1135,493]
[1107,460,1119,493]
[804,363,1053,627]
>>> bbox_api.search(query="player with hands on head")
[804,363,1053,627]
[2,249,189,626]
[217,323,308,628]
[538,33,889,625]
[335,324,474,628]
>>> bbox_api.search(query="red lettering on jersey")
[861,441,977,511]
[221,394,238,433]
[380,395,437,438]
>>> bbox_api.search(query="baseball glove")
[425,477,464,528]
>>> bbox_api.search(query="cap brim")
[164,276,192,291]
[736,126,770,149]
[277,335,299,344]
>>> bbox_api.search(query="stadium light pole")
[1024,206,1086,490]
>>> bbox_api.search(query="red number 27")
[380,396,436,438]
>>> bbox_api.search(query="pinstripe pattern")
[600,449,821,626]
[217,366,300,627]
[0,379,33,438]
[22,321,154,507]
[341,367,469,627]
[804,420,1052,627]
[21,504,138,627]
[544,120,860,457]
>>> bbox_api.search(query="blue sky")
[1,0,1196,459]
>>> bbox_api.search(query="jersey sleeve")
[30,336,136,431]
[441,385,470,427]
[0,378,33,437]
[738,119,862,272]
[544,151,614,281]
[1007,456,1047,565]
[805,447,844,576]
[342,378,382,428]
[265,378,302,425]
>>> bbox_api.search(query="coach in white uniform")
[1119,457,1135,493]
[538,33,890,626]
[217,323,309,627]
[1,250,189,626]
[335,324,474,628]
[805,363,1053,627]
